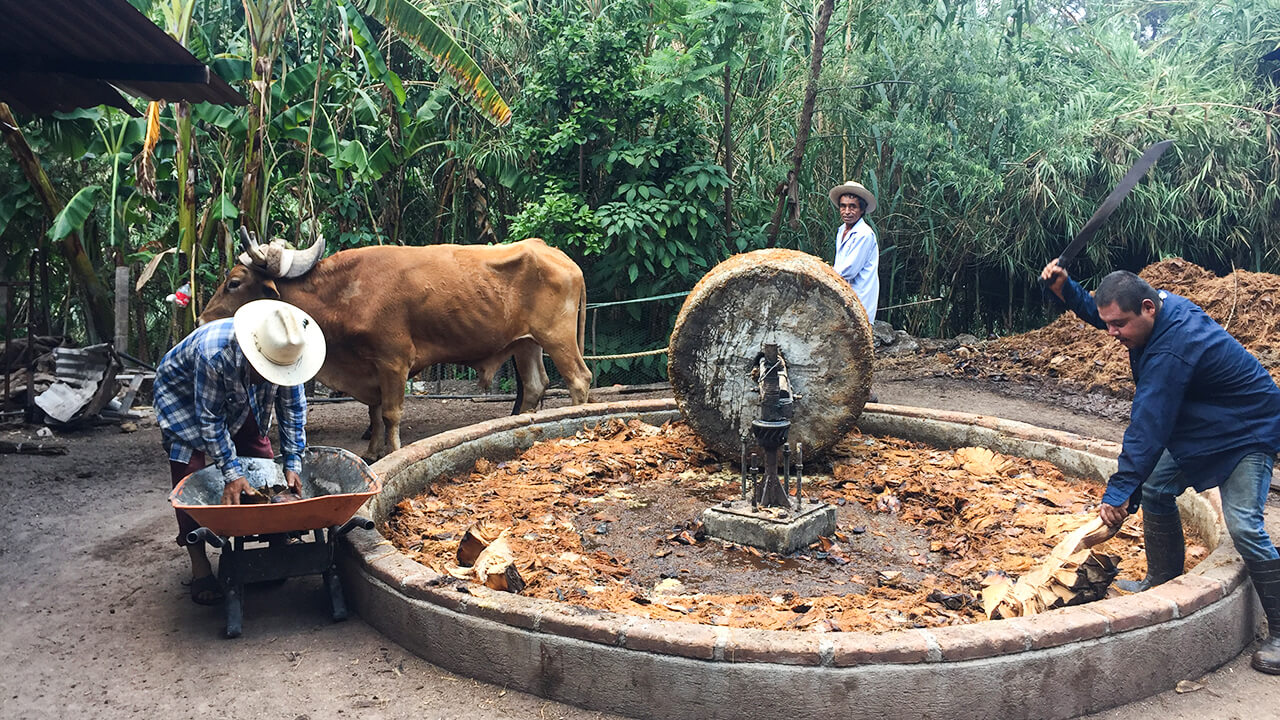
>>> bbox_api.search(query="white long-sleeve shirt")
[833,219,879,321]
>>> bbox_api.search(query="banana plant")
[154,0,203,329]
[0,104,113,341]
[345,0,511,127]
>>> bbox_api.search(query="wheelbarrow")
[169,445,382,638]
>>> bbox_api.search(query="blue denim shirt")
[1052,276,1280,508]
[155,319,307,483]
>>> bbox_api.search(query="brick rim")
[348,399,1242,667]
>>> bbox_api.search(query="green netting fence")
[405,290,689,398]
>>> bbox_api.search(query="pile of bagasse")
[953,258,1280,396]
[384,419,1205,633]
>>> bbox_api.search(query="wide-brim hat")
[233,299,326,386]
[829,181,877,214]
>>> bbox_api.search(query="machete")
[1054,139,1173,269]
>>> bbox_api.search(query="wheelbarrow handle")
[187,527,227,548]
[337,516,374,536]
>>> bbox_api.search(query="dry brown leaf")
[954,447,1012,476]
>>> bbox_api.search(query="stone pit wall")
[339,400,1256,720]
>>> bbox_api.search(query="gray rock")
[916,338,958,353]
[872,321,897,347]
[881,335,921,356]
[954,333,981,346]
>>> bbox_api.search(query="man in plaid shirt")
[156,299,325,604]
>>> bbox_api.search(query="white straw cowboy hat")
[828,180,877,215]
[233,300,326,386]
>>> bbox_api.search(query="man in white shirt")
[830,180,879,402]
[829,180,879,321]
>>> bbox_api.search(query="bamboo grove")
[1,0,1278,382]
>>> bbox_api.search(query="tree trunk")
[113,266,129,354]
[766,0,836,247]
[721,62,736,240]
[0,103,112,342]
[432,155,457,246]
[382,89,404,244]
[239,56,271,234]
[174,101,199,334]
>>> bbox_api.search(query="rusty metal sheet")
[0,0,245,116]
[667,249,873,458]
[35,343,121,422]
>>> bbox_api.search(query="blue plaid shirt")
[155,318,307,484]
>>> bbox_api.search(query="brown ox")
[200,231,592,459]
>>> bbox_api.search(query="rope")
[879,297,943,312]
[586,290,689,310]
[583,347,669,361]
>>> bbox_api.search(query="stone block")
[701,500,836,554]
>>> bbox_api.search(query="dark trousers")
[169,416,274,546]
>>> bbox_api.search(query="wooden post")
[114,265,129,354]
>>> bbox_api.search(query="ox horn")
[280,234,326,278]
[238,227,269,267]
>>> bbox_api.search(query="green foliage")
[506,2,728,296]
[508,185,605,255]
[348,0,511,126]
[47,186,103,242]
[6,0,1280,365]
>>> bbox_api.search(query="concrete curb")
[341,400,1256,720]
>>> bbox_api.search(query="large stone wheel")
[668,249,874,459]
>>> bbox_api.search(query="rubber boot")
[1115,510,1184,592]
[1245,555,1280,674]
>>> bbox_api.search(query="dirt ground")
[3,376,1280,720]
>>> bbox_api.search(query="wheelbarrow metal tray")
[169,446,381,537]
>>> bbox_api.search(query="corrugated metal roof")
[0,0,245,116]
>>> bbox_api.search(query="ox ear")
[261,279,281,299]
[281,234,325,278]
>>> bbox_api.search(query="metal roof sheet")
[0,0,245,116]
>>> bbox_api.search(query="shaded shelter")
[0,0,245,116]
[0,0,245,421]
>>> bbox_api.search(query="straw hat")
[828,181,877,214]
[233,300,326,386]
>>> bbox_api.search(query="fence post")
[590,308,598,389]
[113,265,129,354]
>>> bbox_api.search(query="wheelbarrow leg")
[221,537,243,639]
[224,582,244,638]
[324,569,348,622]
[323,524,362,622]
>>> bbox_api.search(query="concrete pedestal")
[701,500,837,554]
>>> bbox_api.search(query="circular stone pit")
[341,399,1258,720]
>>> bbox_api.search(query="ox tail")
[577,280,587,357]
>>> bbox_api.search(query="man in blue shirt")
[1041,259,1280,674]
[156,299,326,604]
